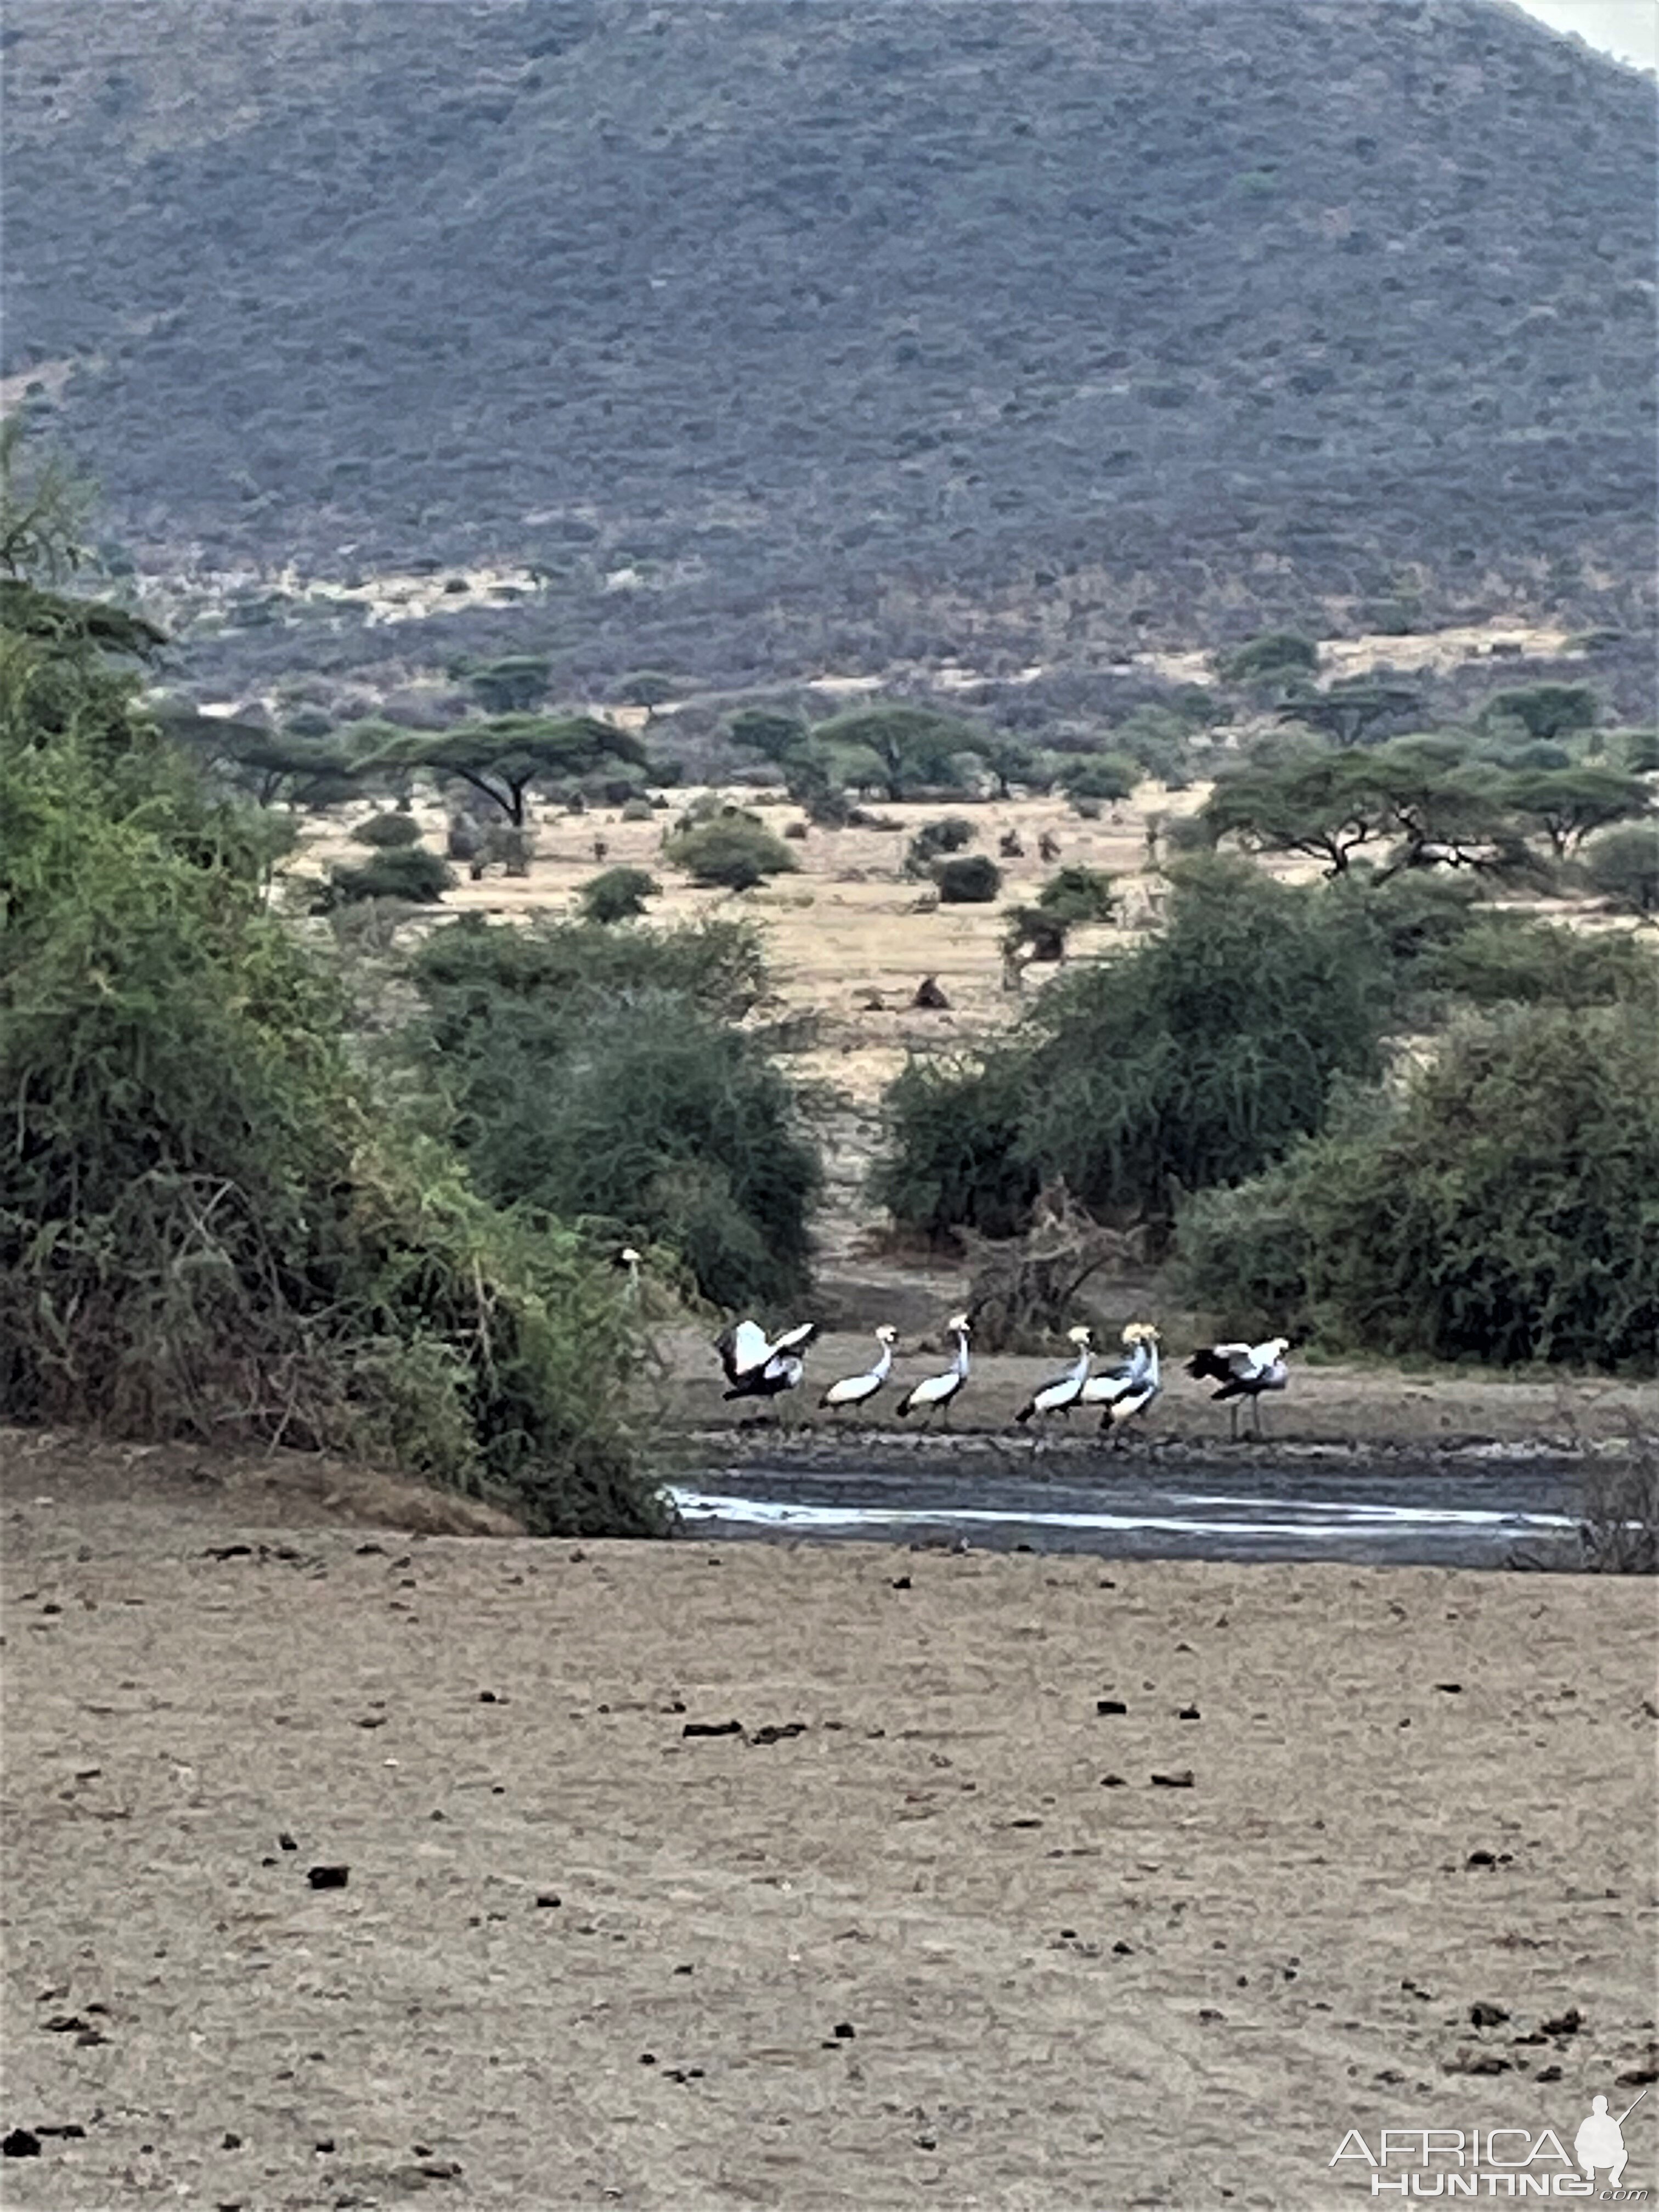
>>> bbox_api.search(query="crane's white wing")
[720,1319,774,1383]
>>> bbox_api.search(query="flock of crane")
[712,1314,1293,1442]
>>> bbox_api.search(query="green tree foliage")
[407,918,819,1307]
[1481,683,1600,742]
[1177,1009,1658,1370]
[876,861,1391,1241]
[1203,749,1393,873]
[1583,825,1659,916]
[319,845,455,906]
[1274,681,1421,747]
[466,655,553,714]
[580,864,660,923]
[356,714,648,826]
[810,705,991,801]
[154,703,355,809]
[904,816,976,876]
[664,814,799,890]
[1218,631,1318,682]
[353,810,424,849]
[726,706,811,763]
[1037,865,1118,927]
[1059,754,1139,805]
[0,558,657,1532]
[1498,765,1650,859]
[935,853,1002,903]
[1419,913,1657,1006]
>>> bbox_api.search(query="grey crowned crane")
[1187,1336,1290,1438]
[715,1318,820,1414]
[616,1246,643,1304]
[1081,1322,1162,1442]
[819,1325,898,1418]
[1014,1325,1093,1428]
[895,1313,972,1428]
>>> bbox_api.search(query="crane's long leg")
[1228,1400,1239,1443]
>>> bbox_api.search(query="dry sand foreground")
[2,1440,1656,2212]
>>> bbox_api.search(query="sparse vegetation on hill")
[5,1,1652,696]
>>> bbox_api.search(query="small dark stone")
[750,1723,807,1746]
[222,2132,242,2149]
[1096,1699,1128,1716]
[1540,2007,1583,2038]
[1178,1705,1201,1721]
[1100,1774,1127,1787]
[535,1892,561,1909]
[314,2137,335,2153]
[1009,1817,1043,1829]
[682,1720,743,1739]
[478,1691,498,1703]
[1465,1849,1497,1869]
[307,1865,350,1889]
[278,1832,297,1852]
[1470,2002,1509,2028]
[1435,1683,1463,1694]
[673,1963,694,1974]
[1113,1941,1132,1955]
[2,2130,41,2158]
[890,1576,912,1590]
[1150,1770,1194,1788]
[833,2022,855,2039]
[1536,2065,1562,2083]
[640,2052,657,2066]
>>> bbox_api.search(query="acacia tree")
[1498,766,1651,860]
[1481,684,1599,742]
[810,705,993,802]
[1275,683,1421,747]
[356,714,649,826]
[155,703,354,808]
[1203,751,1395,874]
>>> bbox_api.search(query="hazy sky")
[1509,0,1658,70]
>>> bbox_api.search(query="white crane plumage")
[1082,1322,1162,1441]
[1014,1325,1093,1427]
[819,1325,898,1415]
[715,1318,820,1410]
[1186,1336,1290,1438]
[895,1313,972,1427]
[617,1245,642,1304]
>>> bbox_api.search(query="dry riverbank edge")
[3,1430,1657,2211]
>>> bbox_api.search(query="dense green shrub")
[321,844,455,905]
[904,816,976,875]
[1583,825,1659,916]
[935,854,1002,903]
[1177,1008,1659,1370]
[1059,755,1139,805]
[1036,865,1118,927]
[664,815,799,889]
[0,623,658,1532]
[408,917,818,1307]
[876,860,1392,1242]
[353,810,424,849]
[580,865,660,923]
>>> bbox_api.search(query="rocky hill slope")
[3,0,1654,684]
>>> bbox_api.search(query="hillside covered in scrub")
[3,0,1655,692]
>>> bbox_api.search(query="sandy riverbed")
[2,1431,1655,2210]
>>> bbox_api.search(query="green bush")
[408,917,817,1307]
[1177,1008,1659,1370]
[877,860,1393,1242]
[580,865,661,924]
[664,815,799,890]
[904,816,976,875]
[0,628,658,1532]
[1583,826,1659,917]
[353,810,424,849]
[935,854,1002,903]
[1059,755,1138,805]
[1037,865,1117,927]
[321,845,455,906]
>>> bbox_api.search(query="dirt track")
[3,1431,1655,2209]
